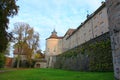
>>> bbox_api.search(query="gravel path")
[0,70,14,73]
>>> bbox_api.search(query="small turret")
[52,29,57,35]
[49,29,58,38]
[86,10,90,18]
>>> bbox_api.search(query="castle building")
[45,29,63,67]
[45,2,109,68]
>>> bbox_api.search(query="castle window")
[94,16,96,20]
[101,32,104,34]
[84,33,86,36]
[100,21,104,25]
[89,29,91,32]
[99,11,103,18]
[48,48,49,52]
[54,47,56,52]
[95,26,97,28]
[87,21,90,24]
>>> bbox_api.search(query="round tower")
[45,29,63,68]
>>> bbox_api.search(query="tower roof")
[46,29,63,40]
[49,29,58,38]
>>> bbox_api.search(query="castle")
[45,2,109,68]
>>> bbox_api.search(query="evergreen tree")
[0,0,19,53]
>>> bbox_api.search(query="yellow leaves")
[34,50,44,59]
[34,53,41,59]
[13,22,40,67]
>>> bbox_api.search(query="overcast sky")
[8,0,105,53]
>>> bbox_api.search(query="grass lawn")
[0,68,114,80]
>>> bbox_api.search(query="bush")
[13,59,35,68]
[0,53,5,68]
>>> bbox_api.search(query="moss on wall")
[54,39,113,71]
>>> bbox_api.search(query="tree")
[34,50,45,59]
[0,42,11,68]
[4,42,11,56]
[26,29,40,67]
[0,53,5,68]
[0,0,19,53]
[13,22,40,68]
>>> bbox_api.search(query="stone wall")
[61,3,109,53]
[106,0,120,80]
[34,62,47,68]
[54,32,113,71]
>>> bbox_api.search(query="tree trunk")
[106,0,120,80]
[17,55,20,68]
[17,45,22,68]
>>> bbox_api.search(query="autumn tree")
[0,0,19,53]
[34,50,44,59]
[13,22,40,68]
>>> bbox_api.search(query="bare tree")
[13,22,40,68]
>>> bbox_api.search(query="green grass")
[0,68,114,80]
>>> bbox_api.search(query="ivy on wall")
[86,39,113,71]
[54,39,113,71]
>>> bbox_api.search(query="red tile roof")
[46,29,63,39]
[64,28,76,37]
[49,33,58,38]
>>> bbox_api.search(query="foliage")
[88,40,113,71]
[0,0,19,53]
[0,68,114,80]
[34,50,44,59]
[0,53,5,68]
[59,48,78,58]
[55,39,113,71]
[13,58,35,68]
[13,22,40,68]
[34,53,42,59]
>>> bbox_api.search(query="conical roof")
[46,29,63,39]
[49,29,58,38]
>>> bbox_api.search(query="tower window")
[54,47,56,52]
[48,48,49,52]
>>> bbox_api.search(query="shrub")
[0,53,5,68]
